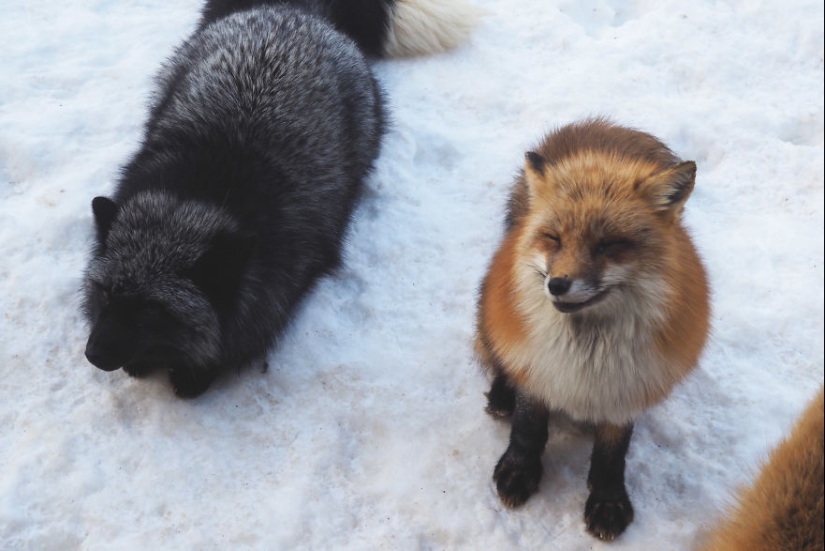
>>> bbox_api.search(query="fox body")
[83,0,479,397]
[476,119,710,540]
[703,386,824,551]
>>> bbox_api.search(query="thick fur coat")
[477,119,710,425]
[477,119,710,540]
[83,0,479,397]
[703,386,824,551]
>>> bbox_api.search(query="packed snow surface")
[1,0,822,549]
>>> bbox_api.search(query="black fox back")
[83,6,384,396]
[198,0,397,56]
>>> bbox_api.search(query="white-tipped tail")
[384,0,484,57]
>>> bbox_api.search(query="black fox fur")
[199,0,397,56]
[83,0,477,397]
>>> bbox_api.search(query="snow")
[0,0,822,549]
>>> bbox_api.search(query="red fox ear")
[524,151,548,197]
[639,161,696,215]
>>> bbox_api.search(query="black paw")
[123,360,155,378]
[493,450,543,508]
[485,375,516,419]
[584,488,634,541]
[168,367,214,398]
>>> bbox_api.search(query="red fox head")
[516,146,697,315]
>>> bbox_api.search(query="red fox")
[476,118,711,540]
[702,386,824,551]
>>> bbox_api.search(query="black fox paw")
[584,489,634,541]
[168,367,213,398]
[493,451,543,508]
[123,361,154,378]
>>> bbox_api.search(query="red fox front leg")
[485,372,517,418]
[585,422,635,540]
[493,391,550,507]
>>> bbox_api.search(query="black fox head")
[84,291,181,371]
[83,191,255,373]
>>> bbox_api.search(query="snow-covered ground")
[1,0,822,549]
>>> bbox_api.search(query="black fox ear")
[187,232,257,310]
[524,151,548,198]
[639,161,697,216]
[92,196,119,243]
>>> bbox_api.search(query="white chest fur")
[505,269,678,425]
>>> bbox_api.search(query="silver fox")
[83,0,480,397]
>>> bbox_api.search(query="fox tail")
[380,0,483,57]
[200,0,483,57]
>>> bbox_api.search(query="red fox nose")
[547,277,571,296]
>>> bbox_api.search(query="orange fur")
[476,118,710,424]
[476,227,531,385]
[653,227,711,376]
[702,387,825,551]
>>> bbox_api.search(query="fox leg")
[168,364,218,398]
[585,422,634,541]
[485,372,517,418]
[493,391,549,507]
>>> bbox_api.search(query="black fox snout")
[84,313,136,372]
[84,343,122,372]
